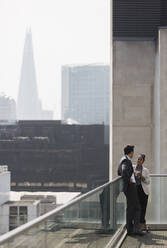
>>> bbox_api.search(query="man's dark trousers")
[125,183,141,233]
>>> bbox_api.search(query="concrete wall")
[0,204,9,234]
[0,172,10,205]
[27,203,40,222]
[155,28,167,173]
[112,40,155,177]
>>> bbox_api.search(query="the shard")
[17,29,42,120]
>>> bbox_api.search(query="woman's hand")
[135,171,141,178]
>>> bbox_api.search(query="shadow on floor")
[122,231,167,247]
[65,230,112,246]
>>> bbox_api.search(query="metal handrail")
[150,174,167,177]
[0,176,121,245]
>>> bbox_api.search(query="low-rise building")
[0,200,40,234]
[0,166,40,235]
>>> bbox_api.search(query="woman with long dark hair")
[134,154,150,232]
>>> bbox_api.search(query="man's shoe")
[127,232,135,236]
[134,230,145,236]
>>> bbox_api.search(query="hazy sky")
[0,0,110,119]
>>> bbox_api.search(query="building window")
[19,206,27,216]
[9,206,28,231]
[9,206,18,215]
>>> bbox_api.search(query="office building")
[62,64,110,125]
[0,95,16,122]
[0,121,109,192]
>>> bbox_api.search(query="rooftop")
[4,200,38,205]
[10,191,80,205]
[62,63,109,68]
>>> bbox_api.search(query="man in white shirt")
[118,145,144,236]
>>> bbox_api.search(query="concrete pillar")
[156,28,167,174]
[111,40,155,177]
[110,0,113,180]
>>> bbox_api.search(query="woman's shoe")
[140,223,150,232]
[145,224,150,233]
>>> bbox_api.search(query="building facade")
[0,121,109,192]
[62,64,110,125]
[111,0,167,177]
[0,166,10,206]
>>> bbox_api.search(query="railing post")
[44,220,47,248]
[100,186,110,231]
[109,182,117,231]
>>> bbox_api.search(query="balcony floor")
[121,230,167,248]
[10,228,113,248]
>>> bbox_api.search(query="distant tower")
[17,29,42,120]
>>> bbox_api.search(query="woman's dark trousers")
[136,184,148,224]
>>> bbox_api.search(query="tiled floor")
[121,231,167,248]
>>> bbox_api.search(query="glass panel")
[160,176,167,223]
[7,223,46,248]
[19,207,28,216]
[9,225,17,231]
[19,216,28,225]
[0,179,126,248]
[146,176,167,224]
[9,207,18,216]
[146,176,160,224]
[9,216,18,225]
[112,179,126,230]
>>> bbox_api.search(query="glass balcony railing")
[0,175,167,248]
[0,177,126,248]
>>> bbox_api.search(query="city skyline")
[0,0,110,119]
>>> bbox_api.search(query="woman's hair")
[139,154,146,162]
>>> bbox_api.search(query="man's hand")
[129,178,133,183]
